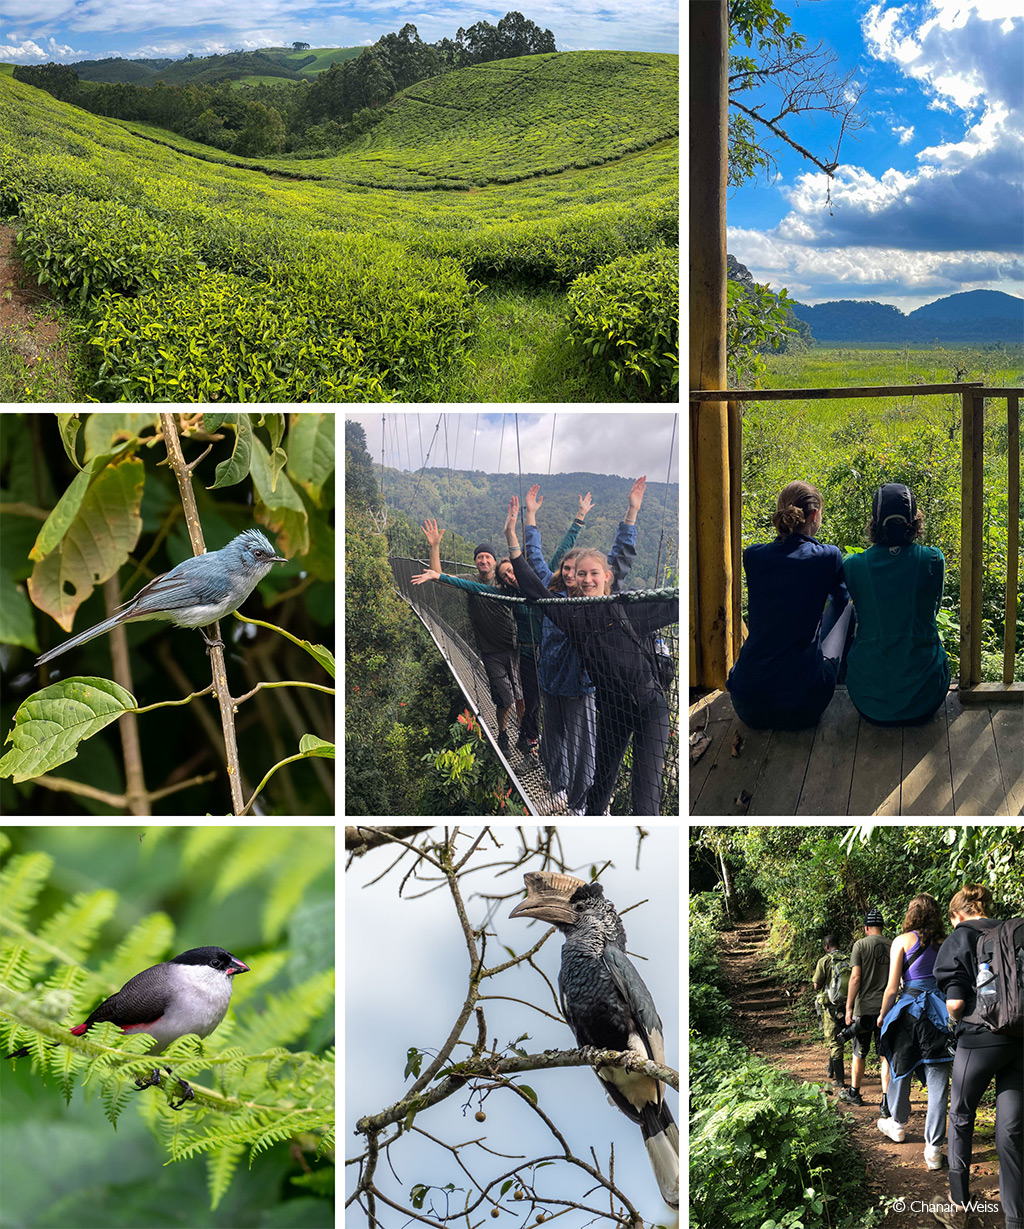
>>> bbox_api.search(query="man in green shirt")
[844,906,891,1108]
[812,934,851,1098]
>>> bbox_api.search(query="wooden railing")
[689,382,1022,701]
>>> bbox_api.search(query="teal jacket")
[843,543,950,722]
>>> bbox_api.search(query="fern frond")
[210,829,292,903]
[0,851,54,929]
[263,835,334,942]
[100,1071,134,1128]
[207,1142,246,1210]
[229,969,334,1054]
[180,827,236,872]
[37,890,118,968]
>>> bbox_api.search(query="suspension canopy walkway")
[391,557,681,816]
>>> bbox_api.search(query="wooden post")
[969,392,984,685]
[960,391,985,689]
[1005,395,1020,684]
[690,0,734,690]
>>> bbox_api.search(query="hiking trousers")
[822,1008,844,1065]
[540,691,596,811]
[586,690,669,817]
[888,1060,951,1148]
[947,1043,1023,1227]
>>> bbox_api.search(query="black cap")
[474,543,495,560]
[865,906,884,926]
[872,483,916,543]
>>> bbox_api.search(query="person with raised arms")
[522,477,644,813]
[504,494,676,816]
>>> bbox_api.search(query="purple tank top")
[904,932,938,981]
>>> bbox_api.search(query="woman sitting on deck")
[843,483,950,726]
[727,480,854,730]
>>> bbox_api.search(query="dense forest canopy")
[345,422,524,816]
[377,464,679,590]
[12,13,558,157]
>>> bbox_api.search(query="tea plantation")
[0,51,679,403]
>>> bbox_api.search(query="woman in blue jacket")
[843,483,949,725]
[727,481,854,729]
[523,479,643,814]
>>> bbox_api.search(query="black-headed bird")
[510,871,678,1209]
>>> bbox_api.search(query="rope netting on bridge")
[391,556,680,816]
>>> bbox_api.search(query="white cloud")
[728,224,1023,307]
[759,0,1023,294]
[1,34,78,60]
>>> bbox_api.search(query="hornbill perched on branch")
[510,871,679,1210]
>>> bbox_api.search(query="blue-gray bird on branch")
[510,871,678,1209]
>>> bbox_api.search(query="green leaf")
[209,414,254,490]
[0,678,137,783]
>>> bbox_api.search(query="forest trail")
[716,918,1005,1229]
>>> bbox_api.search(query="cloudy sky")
[726,0,1023,312]
[1,1,678,63]
[347,411,681,485]
[345,825,680,1226]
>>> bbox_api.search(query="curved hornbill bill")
[510,871,678,1210]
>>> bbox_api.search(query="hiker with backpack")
[875,893,953,1171]
[843,906,892,1108]
[927,884,1023,1229]
[812,935,853,1098]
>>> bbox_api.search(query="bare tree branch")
[355,1047,679,1134]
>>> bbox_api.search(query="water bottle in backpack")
[976,961,997,1001]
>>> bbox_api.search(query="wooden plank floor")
[690,687,1023,817]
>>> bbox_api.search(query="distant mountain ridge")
[790,290,1024,343]
[66,47,359,85]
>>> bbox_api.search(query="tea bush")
[15,195,197,307]
[566,246,678,398]
[1,58,678,401]
[87,271,384,402]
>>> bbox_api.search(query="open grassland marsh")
[0,51,679,403]
[740,346,1023,680]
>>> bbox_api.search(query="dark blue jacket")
[878,988,952,1077]
[525,521,637,697]
[727,534,849,707]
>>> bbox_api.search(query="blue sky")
[345,825,680,1228]
[0,1,678,63]
[725,0,1024,311]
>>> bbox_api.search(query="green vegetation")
[567,247,679,397]
[740,346,1023,681]
[689,825,1024,1229]
[0,51,677,403]
[345,423,526,815]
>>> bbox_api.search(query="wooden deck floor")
[690,687,1023,817]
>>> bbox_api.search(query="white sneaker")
[924,1144,944,1170]
[876,1117,906,1143]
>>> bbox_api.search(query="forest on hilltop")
[13,14,557,157]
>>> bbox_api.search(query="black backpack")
[962,917,1024,1038]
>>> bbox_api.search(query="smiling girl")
[505,495,677,816]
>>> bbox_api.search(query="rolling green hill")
[0,52,678,404]
[63,46,363,85]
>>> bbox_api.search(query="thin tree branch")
[355,1048,678,1134]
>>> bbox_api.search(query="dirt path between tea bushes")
[715,919,1004,1229]
[0,223,72,395]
